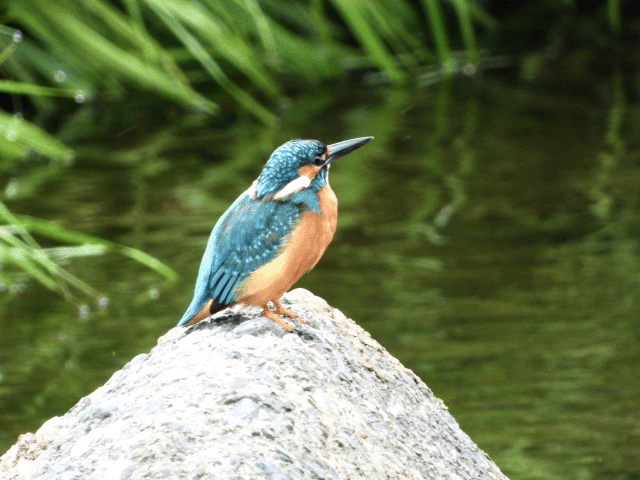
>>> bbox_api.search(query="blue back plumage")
[177,139,328,326]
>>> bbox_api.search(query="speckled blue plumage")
[254,140,326,198]
[177,139,328,326]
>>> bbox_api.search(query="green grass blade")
[421,0,453,71]
[149,2,276,124]
[11,213,179,283]
[451,0,479,66]
[235,0,279,64]
[0,109,73,160]
[360,0,422,62]
[146,0,280,97]
[465,1,497,30]
[78,0,190,84]
[0,201,41,250]
[0,80,79,98]
[330,0,407,84]
[0,246,58,291]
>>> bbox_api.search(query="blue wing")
[178,191,303,326]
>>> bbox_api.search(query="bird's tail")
[177,279,228,327]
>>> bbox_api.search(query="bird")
[178,136,374,332]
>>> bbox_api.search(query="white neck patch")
[247,180,258,199]
[273,175,312,200]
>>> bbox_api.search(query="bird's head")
[249,137,373,201]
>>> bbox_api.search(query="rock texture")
[1,289,507,480]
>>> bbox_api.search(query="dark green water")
[1,75,639,479]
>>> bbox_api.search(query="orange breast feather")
[237,185,338,307]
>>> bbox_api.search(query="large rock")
[1,289,507,480]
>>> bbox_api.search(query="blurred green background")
[1,1,639,479]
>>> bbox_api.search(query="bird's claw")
[261,301,306,332]
[273,300,306,324]
[262,309,293,332]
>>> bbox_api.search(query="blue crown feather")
[254,139,326,198]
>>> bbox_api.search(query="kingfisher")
[178,136,373,332]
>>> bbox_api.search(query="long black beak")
[324,136,374,167]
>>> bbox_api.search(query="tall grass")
[2,0,490,124]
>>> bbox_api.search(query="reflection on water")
[1,76,639,479]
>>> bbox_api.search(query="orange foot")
[261,300,305,332]
[262,307,293,332]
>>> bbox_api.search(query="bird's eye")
[313,155,324,166]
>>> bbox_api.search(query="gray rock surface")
[1,289,508,480]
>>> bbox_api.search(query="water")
[1,74,639,479]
